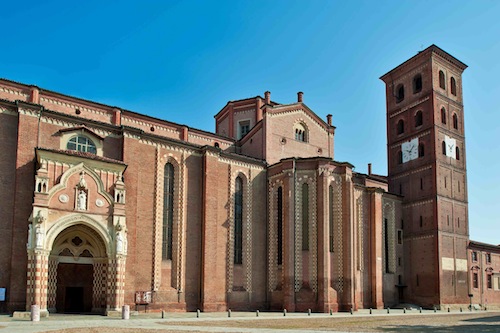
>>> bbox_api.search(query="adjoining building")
[0,44,497,315]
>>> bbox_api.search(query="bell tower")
[381,45,469,308]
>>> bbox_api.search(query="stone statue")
[27,224,32,249]
[35,211,46,224]
[35,224,44,248]
[77,190,87,210]
[116,231,124,253]
[78,171,87,189]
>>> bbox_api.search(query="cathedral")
[0,45,498,316]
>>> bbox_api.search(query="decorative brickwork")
[383,202,396,274]
[226,164,234,293]
[227,167,253,293]
[47,258,57,310]
[332,175,343,293]
[93,260,107,310]
[153,150,183,291]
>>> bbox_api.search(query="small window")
[397,119,405,135]
[397,151,403,165]
[442,141,446,155]
[67,135,97,154]
[441,107,447,124]
[294,123,307,142]
[418,143,424,158]
[451,77,457,96]
[472,251,478,262]
[486,253,491,264]
[419,215,423,228]
[487,274,493,289]
[439,70,445,89]
[415,110,423,127]
[453,114,458,130]
[456,147,460,160]
[397,230,403,245]
[239,120,251,139]
[413,74,422,94]
[396,84,405,103]
[473,272,479,288]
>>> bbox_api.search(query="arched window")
[439,70,445,89]
[397,119,405,135]
[413,74,422,94]
[234,177,243,265]
[162,163,174,260]
[456,147,460,160]
[294,123,307,142]
[329,185,334,253]
[442,141,446,155]
[450,77,457,96]
[398,151,403,165]
[277,187,283,265]
[418,143,425,158]
[441,107,447,124]
[67,136,97,154]
[302,183,309,250]
[453,113,458,129]
[415,110,423,127]
[396,84,405,103]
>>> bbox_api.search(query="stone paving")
[0,309,498,333]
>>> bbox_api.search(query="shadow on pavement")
[381,324,500,333]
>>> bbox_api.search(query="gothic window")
[456,147,460,160]
[451,77,457,96]
[439,70,445,89]
[418,143,425,158]
[277,186,283,265]
[441,107,447,124]
[396,84,404,103]
[453,113,458,129]
[415,110,423,127]
[294,123,307,142]
[67,135,97,154]
[397,119,404,135]
[162,163,174,260]
[302,183,309,251]
[329,185,334,253]
[413,74,422,93]
[234,176,243,265]
[442,141,446,155]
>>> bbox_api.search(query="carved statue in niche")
[77,190,87,210]
[115,224,128,254]
[35,224,44,248]
[75,170,88,211]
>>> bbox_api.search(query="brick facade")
[0,44,497,315]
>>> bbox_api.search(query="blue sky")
[1,1,499,245]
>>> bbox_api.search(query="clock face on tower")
[445,135,456,159]
[402,137,419,163]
